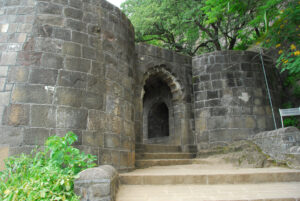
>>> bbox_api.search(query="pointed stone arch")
[142,65,185,103]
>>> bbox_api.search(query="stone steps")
[120,166,300,185]
[136,152,196,160]
[135,159,196,168]
[136,144,182,153]
[118,165,300,201]
[118,144,300,201]
[117,182,300,201]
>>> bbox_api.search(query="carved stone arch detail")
[142,64,184,102]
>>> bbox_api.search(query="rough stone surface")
[192,51,281,149]
[251,127,300,168]
[74,165,119,201]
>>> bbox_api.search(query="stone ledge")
[74,165,119,201]
[251,127,300,168]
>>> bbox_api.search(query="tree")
[121,0,287,56]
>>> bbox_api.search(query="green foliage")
[283,117,299,128]
[0,132,96,201]
[281,102,300,128]
[121,0,289,55]
[261,0,300,74]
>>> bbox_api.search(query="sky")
[106,0,126,8]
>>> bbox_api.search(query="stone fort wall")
[0,0,135,171]
[0,0,281,171]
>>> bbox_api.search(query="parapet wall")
[192,51,281,148]
[0,0,136,171]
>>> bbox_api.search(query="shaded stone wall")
[134,43,194,146]
[192,51,281,149]
[0,0,135,171]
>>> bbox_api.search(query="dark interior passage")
[148,102,169,138]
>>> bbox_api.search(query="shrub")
[0,132,97,201]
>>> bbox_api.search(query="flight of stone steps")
[117,144,300,201]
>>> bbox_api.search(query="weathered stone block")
[82,131,104,147]
[87,110,107,131]
[0,52,17,65]
[245,116,256,129]
[64,7,83,20]
[37,2,62,15]
[12,84,53,104]
[65,57,90,72]
[36,15,64,26]
[53,28,71,41]
[29,68,58,85]
[57,70,87,89]
[66,19,85,32]
[23,128,49,145]
[0,92,10,105]
[3,104,29,126]
[41,53,64,69]
[31,105,56,128]
[55,87,83,107]
[17,51,42,66]
[87,75,105,94]
[83,92,104,110]
[74,165,118,201]
[71,31,88,45]
[7,67,29,83]
[62,42,81,57]
[57,107,87,129]
[82,46,96,60]
[104,134,120,148]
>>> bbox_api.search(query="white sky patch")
[106,0,126,8]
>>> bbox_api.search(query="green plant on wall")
[0,132,96,201]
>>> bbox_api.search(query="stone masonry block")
[82,46,96,60]
[83,92,104,110]
[36,15,64,26]
[62,42,81,57]
[29,68,58,85]
[87,110,108,131]
[41,53,64,69]
[3,104,29,126]
[0,126,23,146]
[53,28,71,41]
[74,165,118,201]
[104,134,120,148]
[65,57,91,73]
[71,31,88,46]
[7,67,29,83]
[0,92,10,105]
[64,7,83,20]
[0,52,17,65]
[55,87,83,107]
[87,75,105,94]
[82,131,104,147]
[23,128,49,145]
[57,70,87,89]
[31,105,56,128]
[12,84,53,104]
[37,2,62,15]
[66,19,85,32]
[57,107,87,129]
[17,51,42,67]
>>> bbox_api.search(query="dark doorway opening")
[148,102,169,138]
